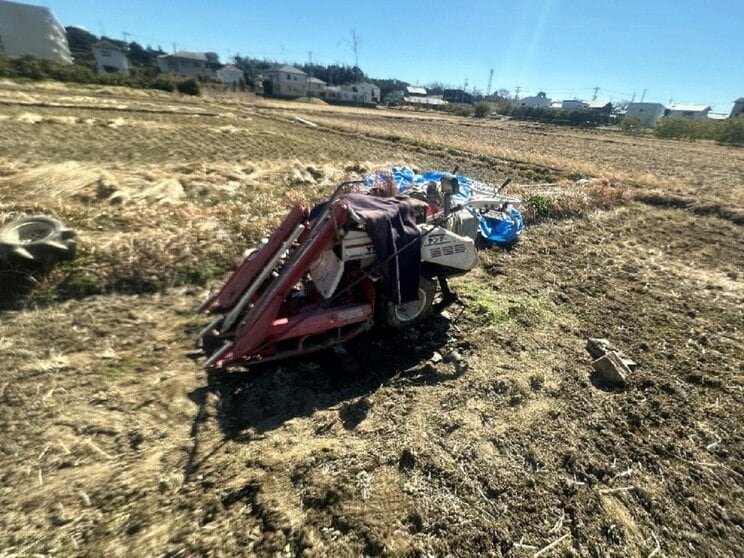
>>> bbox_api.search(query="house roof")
[405,86,427,95]
[307,77,326,84]
[707,113,729,120]
[160,51,208,61]
[267,64,307,75]
[584,99,611,109]
[93,40,124,52]
[667,103,710,112]
[219,65,242,73]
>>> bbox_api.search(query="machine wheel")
[0,216,76,268]
[382,276,437,329]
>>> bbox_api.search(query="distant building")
[518,92,551,108]
[306,76,326,97]
[263,64,307,97]
[384,89,406,104]
[626,102,666,127]
[664,103,711,119]
[92,40,129,75]
[350,82,380,104]
[584,99,613,113]
[401,95,447,107]
[320,82,380,105]
[157,51,213,78]
[707,113,729,121]
[0,0,71,63]
[216,64,243,86]
[443,89,474,105]
[729,97,744,118]
[405,85,427,96]
[561,99,586,110]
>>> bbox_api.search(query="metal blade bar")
[221,222,305,332]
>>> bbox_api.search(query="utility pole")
[592,86,599,100]
[640,88,647,102]
[630,92,636,103]
[172,42,177,55]
[308,51,313,65]
[515,85,521,100]
[486,68,493,97]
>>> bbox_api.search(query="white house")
[216,64,243,86]
[0,0,71,63]
[730,97,744,118]
[626,102,666,127]
[519,92,551,108]
[263,65,308,97]
[349,82,380,104]
[320,82,380,105]
[92,40,129,75]
[665,103,711,119]
[306,76,326,97]
[157,51,213,78]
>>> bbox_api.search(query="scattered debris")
[587,337,637,386]
[292,116,318,127]
[0,215,76,269]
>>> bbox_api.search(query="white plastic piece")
[420,227,478,271]
[309,250,345,299]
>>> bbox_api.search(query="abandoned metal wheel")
[383,276,437,329]
[0,216,76,268]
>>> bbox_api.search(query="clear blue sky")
[48,0,743,112]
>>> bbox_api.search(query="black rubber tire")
[0,216,76,268]
[382,276,437,329]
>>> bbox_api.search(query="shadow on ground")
[188,314,460,440]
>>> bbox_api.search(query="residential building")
[0,0,72,62]
[664,103,711,119]
[584,99,613,113]
[157,51,213,78]
[306,76,326,97]
[92,40,129,75]
[216,64,243,86]
[443,89,474,105]
[729,97,744,118]
[263,65,308,97]
[518,92,551,108]
[561,99,586,110]
[625,102,666,127]
[319,82,380,105]
[350,82,380,104]
[384,89,406,105]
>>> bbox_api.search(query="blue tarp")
[364,166,524,244]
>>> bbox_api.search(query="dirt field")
[1,81,742,557]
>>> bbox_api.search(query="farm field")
[0,80,742,557]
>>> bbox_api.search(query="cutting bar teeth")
[196,317,222,342]
[12,246,34,260]
[43,240,71,252]
[203,341,232,369]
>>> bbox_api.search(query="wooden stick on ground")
[534,533,571,557]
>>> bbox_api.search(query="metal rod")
[222,222,305,331]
